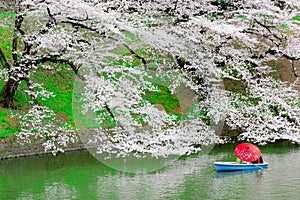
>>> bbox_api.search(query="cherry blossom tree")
[0,0,300,156]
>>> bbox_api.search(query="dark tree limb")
[66,11,88,22]
[23,7,57,57]
[60,19,148,70]
[242,29,280,48]
[243,17,285,49]
[104,103,117,122]
[90,65,125,130]
[122,43,148,70]
[12,14,24,66]
[1,77,20,108]
[76,39,91,45]
[253,18,282,42]
[265,48,300,78]
[60,20,106,36]
[36,55,80,74]
[291,60,299,77]
[243,18,300,78]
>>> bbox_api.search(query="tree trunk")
[1,77,20,108]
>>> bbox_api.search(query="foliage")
[1,0,300,157]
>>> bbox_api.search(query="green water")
[0,143,299,200]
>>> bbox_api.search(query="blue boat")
[214,162,268,171]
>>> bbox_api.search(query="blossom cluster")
[16,105,78,155]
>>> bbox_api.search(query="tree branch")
[36,55,80,74]
[23,7,57,57]
[12,14,24,66]
[265,48,300,78]
[253,18,282,42]
[122,43,148,70]
[90,65,126,130]
[291,60,299,78]
[60,17,150,71]
[59,20,106,36]
[104,103,117,122]
[66,11,88,22]
[242,29,280,48]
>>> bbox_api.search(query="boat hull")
[214,162,268,171]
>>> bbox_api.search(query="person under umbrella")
[234,143,264,164]
[251,155,264,164]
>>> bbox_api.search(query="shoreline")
[0,139,87,160]
[0,137,298,160]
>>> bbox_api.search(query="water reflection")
[215,169,264,179]
[0,144,298,199]
[95,156,214,200]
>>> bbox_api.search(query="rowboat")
[214,162,268,171]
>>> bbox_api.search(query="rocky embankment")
[0,138,86,159]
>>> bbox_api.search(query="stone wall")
[0,137,86,159]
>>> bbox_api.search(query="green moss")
[259,13,273,18]
[0,12,15,62]
[0,12,16,18]
[292,15,300,21]
[291,15,300,25]
[282,24,289,29]
[32,67,75,125]
[237,15,247,19]
[0,126,19,138]
[0,13,17,137]
[13,80,32,109]
[143,84,180,114]
[0,107,19,138]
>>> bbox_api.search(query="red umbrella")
[234,143,261,162]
